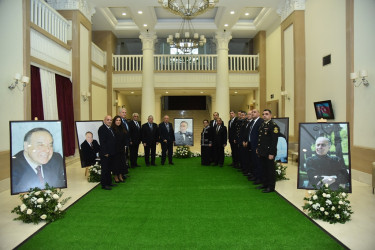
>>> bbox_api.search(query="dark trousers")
[214,144,225,165]
[201,146,211,165]
[261,156,276,190]
[144,143,156,165]
[100,155,113,187]
[239,145,249,172]
[251,149,263,181]
[161,141,173,164]
[129,143,140,167]
[230,142,239,166]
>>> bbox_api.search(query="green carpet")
[19,157,344,249]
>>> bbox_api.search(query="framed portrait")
[174,118,194,146]
[314,100,335,120]
[297,122,351,192]
[273,118,289,163]
[75,121,103,168]
[10,121,67,195]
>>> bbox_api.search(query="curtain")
[30,65,44,120]
[40,68,58,120]
[55,74,76,157]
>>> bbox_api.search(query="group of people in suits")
[97,108,176,190]
[200,109,279,193]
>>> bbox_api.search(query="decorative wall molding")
[277,0,305,22]
[139,31,157,51]
[214,31,232,50]
[46,0,95,22]
[30,29,72,73]
[92,66,107,86]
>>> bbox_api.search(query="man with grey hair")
[305,137,350,190]
[129,113,141,167]
[141,115,159,166]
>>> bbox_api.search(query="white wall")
[0,0,24,151]
[305,0,347,122]
[266,25,282,115]
[353,0,375,148]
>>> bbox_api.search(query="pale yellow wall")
[91,85,107,120]
[284,25,295,136]
[353,0,375,148]
[0,0,24,151]
[266,25,282,115]
[80,23,90,120]
[305,0,346,122]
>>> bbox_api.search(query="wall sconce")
[350,70,370,87]
[113,99,118,106]
[8,73,30,91]
[81,91,91,102]
[280,91,290,100]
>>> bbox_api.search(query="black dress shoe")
[146,163,150,166]
[151,164,157,166]
[262,188,275,193]
[102,186,112,190]
[212,163,218,166]
[219,164,223,167]
[256,185,267,190]
[248,177,256,181]
[109,184,118,187]
[169,162,174,165]
[253,181,262,185]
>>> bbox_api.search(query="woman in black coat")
[111,115,127,182]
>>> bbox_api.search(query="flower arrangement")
[224,150,232,157]
[192,151,201,157]
[275,162,288,181]
[88,162,101,182]
[11,183,70,224]
[302,184,353,224]
[174,146,192,158]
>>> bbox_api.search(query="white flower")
[20,204,27,212]
[98,170,101,174]
[52,194,59,200]
[57,203,62,209]
[312,203,320,210]
[325,184,329,188]
[308,191,312,195]
[331,206,335,211]
[37,205,41,208]
[26,209,32,215]
[339,200,343,205]
[334,214,340,219]
[37,198,44,204]
[322,193,327,197]
[312,195,318,200]
[35,191,41,196]
[324,211,329,215]
[325,199,332,205]
[23,194,29,199]
[40,214,47,220]
[326,194,331,198]
[46,190,52,194]
[276,170,281,175]
[341,192,347,197]
[320,207,325,211]
[46,198,50,202]
[308,201,313,205]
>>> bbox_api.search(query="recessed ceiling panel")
[239,7,263,21]
[109,7,133,20]
[154,6,217,20]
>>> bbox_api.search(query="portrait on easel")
[297,122,351,192]
[10,121,67,195]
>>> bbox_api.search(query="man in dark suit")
[159,115,175,165]
[80,131,100,168]
[228,110,238,167]
[256,109,279,193]
[129,113,142,168]
[119,108,130,175]
[209,112,224,163]
[239,111,254,176]
[11,127,66,194]
[212,117,227,167]
[98,115,116,190]
[248,109,264,184]
[141,115,159,166]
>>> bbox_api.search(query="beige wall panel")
[80,23,90,120]
[91,85,108,120]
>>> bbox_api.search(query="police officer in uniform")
[256,109,279,193]
[200,119,212,166]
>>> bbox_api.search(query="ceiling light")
[200,91,204,93]
[165,91,169,94]
[143,24,147,27]
[230,11,235,14]
[245,12,249,16]
[131,91,134,94]
[122,12,126,16]
[138,10,143,14]
[224,24,229,27]
[234,91,238,94]
[158,0,219,18]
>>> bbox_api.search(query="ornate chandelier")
[166,18,206,54]
[158,0,218,18]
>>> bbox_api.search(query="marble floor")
[0,156,374,250]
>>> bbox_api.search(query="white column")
[215,31,232,124]
[140,31,157,124]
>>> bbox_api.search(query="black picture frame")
[273,118,289,163]
[174,118,194,146]
[313,100,335,120]
[75,120,103,168]
[297,122,351,192]
[10,120,67,195]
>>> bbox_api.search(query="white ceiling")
[90,0,282,39]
